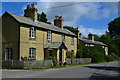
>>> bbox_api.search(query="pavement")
[1,61,120,79]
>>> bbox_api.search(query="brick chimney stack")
[88,33,94,42]
[54,16,64,29]
[24,3,38,21]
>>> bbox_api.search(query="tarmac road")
[2,61,120,79]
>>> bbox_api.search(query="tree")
[94,35,100,41]
[63,26,81,37]
[108,17,120,38]
[38,12,48,23]
[100,35,111,45]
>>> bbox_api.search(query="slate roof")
[5,11,76,36]
[44,42,67,49]
[80,38,108,47]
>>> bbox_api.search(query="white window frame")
[47,31,52,41]
[62,34,65,42]
[29,48,36,59]
[6,48,12,60]
[30,27,36,39]
[71,37,74,45]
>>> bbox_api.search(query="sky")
[1,2,118,37]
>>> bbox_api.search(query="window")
[48,50,52,57]
[6,48,12,60]
[29,48,36,59]
[62,34,65,42]
[71,50,74,52]
[71,37,74,45]
[47,31,52,41]
[30,27,36,40]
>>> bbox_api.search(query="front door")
[59,48,62,62]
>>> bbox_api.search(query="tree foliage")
[108,17,120,38]
[77,45,105,63]
[63,26,81,37]
[38,12,51,24]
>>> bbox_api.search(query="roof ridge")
[3,11,76,36]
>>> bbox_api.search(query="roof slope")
[80,38,108,47]
[44,42,67,49]
[4,11,76,36]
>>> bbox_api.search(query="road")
[2,61,120,79]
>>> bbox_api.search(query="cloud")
[79,25,106,37]
[36,2,117,26]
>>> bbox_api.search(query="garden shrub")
[77,45,106,63]
[66,51,75,58]
[106,53,118,62]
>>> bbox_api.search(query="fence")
[2,60,53,69]
[66,58,92,64]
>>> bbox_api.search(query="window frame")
[47,31,52,42]
[71,37,74,45]
[6,48,12,60]
[30,27,36,40]
[62,34,65,42]
[29,48,36,59]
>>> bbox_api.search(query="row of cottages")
[2,4,78,62]
[79,34,108,55]
[2,3,108,63]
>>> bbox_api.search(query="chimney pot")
[54,16,63,29]
[88,33,94,41]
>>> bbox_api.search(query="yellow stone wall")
[65,36,77,55]
[20,25,77,60]
[20,25,44,60]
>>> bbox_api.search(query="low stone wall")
[66,58,92,65]
[2,60,53,69]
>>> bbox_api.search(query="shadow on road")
[84,65,120,79]
[84,66,120,72]
[89,73,120,80]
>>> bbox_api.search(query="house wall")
[2,13,77,61]
[20,25,44,60]
[65,36,77,55]
[20,25,77,61]
[2,13,19,61]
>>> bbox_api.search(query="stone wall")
[2,60,53,69]
[66,58,91,64]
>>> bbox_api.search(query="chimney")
[24,3,38,21]
[88,33,94,41]
[76,27,80,44]
[54,16,64,29]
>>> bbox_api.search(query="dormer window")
[47,31,52,41]
[30,27,36,40]
[62,34,65,42]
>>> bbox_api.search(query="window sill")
[29,38,36,40]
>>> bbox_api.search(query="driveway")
[2,61,120,79]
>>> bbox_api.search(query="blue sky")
[2,2,118,37]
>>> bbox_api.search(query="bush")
[77,45,106,63]
[66,51,75,58]
[45,56,58,66]
[106,53,118,62]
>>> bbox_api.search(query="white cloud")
[36,2,117,26]
[79,25,106,37]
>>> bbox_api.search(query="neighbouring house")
[2,3,78,63]
[79,33,108,55]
